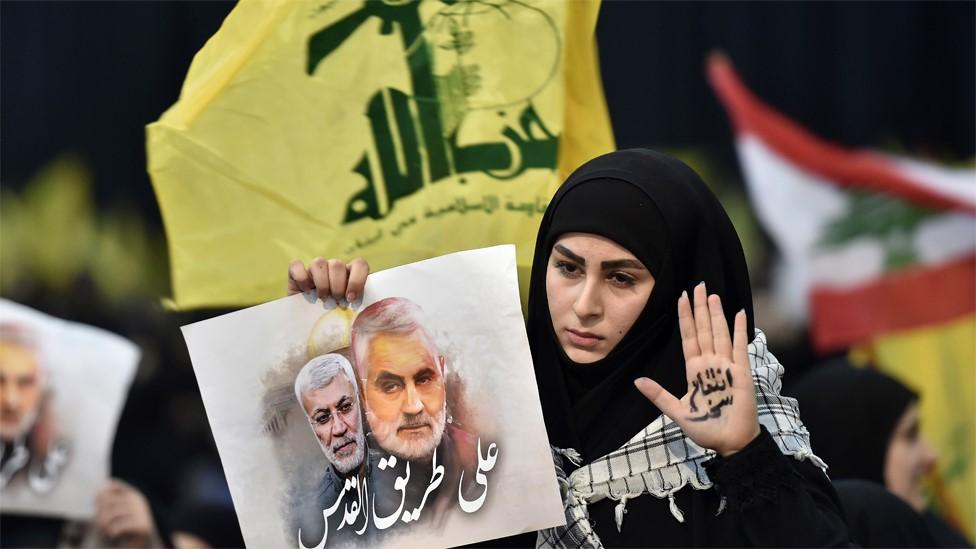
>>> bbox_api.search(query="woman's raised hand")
[634,282,760,456]
[287,257,370,305]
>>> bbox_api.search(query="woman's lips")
[566,329,603,348]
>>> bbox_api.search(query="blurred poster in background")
[182,246,563,547]
[0,299,138,519]
[148,0,613,310]
[709,55,976,537]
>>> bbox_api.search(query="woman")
[288,149,848,547]
[790,360,972,547]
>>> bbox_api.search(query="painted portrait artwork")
[0,299,138,519]
[182,246,564,548]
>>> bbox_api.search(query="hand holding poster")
[0,300,138,519]
[182,245,564,547]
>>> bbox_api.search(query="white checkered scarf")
[536,330,826,549]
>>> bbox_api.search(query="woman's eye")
[609,272,637,286]
[554,261,581,277]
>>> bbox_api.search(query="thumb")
[634,377,683,421]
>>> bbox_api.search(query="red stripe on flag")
[707,53,976,215]
[810,254,976,351]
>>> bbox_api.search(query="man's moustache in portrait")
[322,431,365,474]
[367,402,447,461]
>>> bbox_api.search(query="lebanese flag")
[707,54,976,352]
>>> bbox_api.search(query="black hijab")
[526,149,755,462]
[788,359,918,485]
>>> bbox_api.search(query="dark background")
[2,0,973,531]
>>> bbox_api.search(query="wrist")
[717,424,761,457]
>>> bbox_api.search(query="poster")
[0,299,138,519]
[182,245,564,547]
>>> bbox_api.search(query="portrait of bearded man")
[350,297,480,526]
[0,323,70,494]
[291,352,372,547]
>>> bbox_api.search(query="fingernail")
[338,297,350,308]
[698,280,706,287]
[322,296,337,310]
[346,291,356,303]
[302,290,317,304]
[681,290,688,300]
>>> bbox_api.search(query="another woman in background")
[790,361,972,548]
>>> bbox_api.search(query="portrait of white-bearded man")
[291,353,371,547]
[0,323,70,493]
[351,297,481,525]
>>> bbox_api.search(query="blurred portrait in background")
[0,323,70,494]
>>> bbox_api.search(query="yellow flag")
[856,315,976,538]
[148,0,613,309]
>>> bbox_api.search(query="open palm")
[635,282,760,456]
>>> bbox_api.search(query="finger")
[288,259,313,294]
[327,259,349,302]
[95,484,125,509]
[94,504,112,530]
[309,257,330,300]
[709,294,732,360]
[100,496,135,518]
[634,377,684,422]
[99,508,131,533]
[694,282,714,354]
[97,478,128,497]
[105,516,143,539]
[102,479,128,492]
[677,290,700,360]
[733,309,750,373]
[95,488,112,508]
[346,258,369,303]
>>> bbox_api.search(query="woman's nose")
[572,279,603,319]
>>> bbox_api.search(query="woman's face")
[884,402,937,512]
[545,233,655,363]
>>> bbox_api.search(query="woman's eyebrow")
[553,244,585,265]
[602,259,646,270]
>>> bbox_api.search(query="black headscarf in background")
[787,360,918,485]
[526,149,755,462]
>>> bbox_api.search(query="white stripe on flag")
[737,135,976,322]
